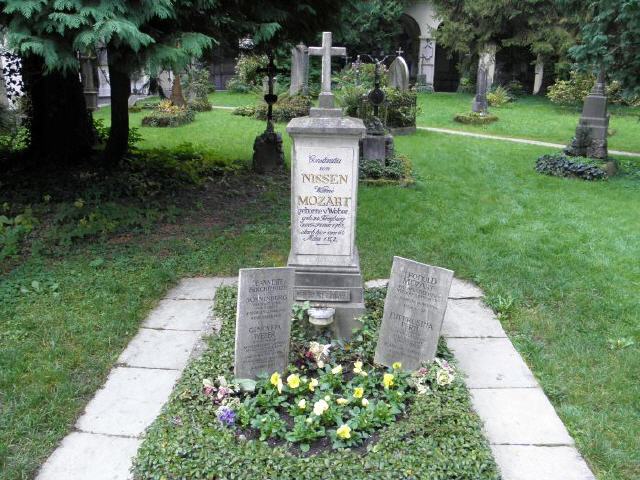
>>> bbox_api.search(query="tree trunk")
[21,55,93,166]
[533,54,544,95]
[104,47,131,164]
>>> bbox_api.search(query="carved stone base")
[252,130,285,173]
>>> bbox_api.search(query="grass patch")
[2,107,639,479]
[132,286,499,479]
[419,93,640,152]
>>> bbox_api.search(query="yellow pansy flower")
[331,364,343,374]
[383,373,395,389]
[336,424,351,439]
[353,386,364,399]
[287,374,301,389]
[353,360,363,374]
[337,398,348,405]
[270,372,280,386]
[392,362,402,370]
[309,378,319,392]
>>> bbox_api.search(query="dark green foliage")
[487,85,513,107]
[233,95,312,122]
[535,153,608,180]
[359,155,414,186]
[565,0,640,96]
[132,286,499,480]
[547,71,640,106]
[186,67,213,112]
[384,89,418,128]
[454,112,499,124]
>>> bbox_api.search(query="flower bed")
[453,112,499,125]
[132,287,499,479]
[141,100,195,127]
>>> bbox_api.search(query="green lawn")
[417,93,640,153]
[2,107,639,479]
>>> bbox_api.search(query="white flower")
[298,398,307,409]
[436,368,454,386]
[217,375,228,388]
[361,398,369,407]
[416,383,430,395]
[317,360,325,368]
[313,399,329,416]
[331,364,343,375]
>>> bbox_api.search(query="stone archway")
[433,23,460,92]
[402,1,442,91]
[397,14,421,80]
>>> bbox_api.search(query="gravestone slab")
[388,56,410,91]
[472,66,489,114]
[234,267,295,379]
[374,256,454,370]
[290,43,308,96]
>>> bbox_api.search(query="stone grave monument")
[472,65,489,115]
[362,58,394,164]
[234,267,295,379]
[289,43,309,96]
[387,55,410,91]
[286,32,367,340]
[374,256,454,371]
[565,66,609,159]
[252,55,285,173]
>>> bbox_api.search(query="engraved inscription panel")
[293,145,356,257]
[374,257,454,371]
[295,288,351,302]
[234,267,295,379]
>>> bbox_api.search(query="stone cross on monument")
[286,32,367,340]
[309,32,346,110]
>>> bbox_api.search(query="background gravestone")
[387,56,409,91]
[289,43,309,96]
[374,256,454,371]
[234,267,295,379]
[472,66,489,114]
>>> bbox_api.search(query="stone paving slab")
[76,367,181,437]
[490,445,596,480]
[37,432,140,480]
[447,337,538,388]
[442,299,506,338]
[118,328,201,370]
[449,277,484,299]
[165,277,223,300]
[470,388,575,446]
[144,299,212,330]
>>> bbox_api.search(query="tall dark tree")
[563,0,640,96]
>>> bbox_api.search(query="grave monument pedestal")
[287,32,367,340]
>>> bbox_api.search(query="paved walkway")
[37,276,596,480]
[416,126,640,158]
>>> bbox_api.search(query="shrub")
[359,155,414,186]
[487,85,512,107]
[186,67,213,111]
[141,100,195,127]
[226,54,268,93]
[505,80,525,97]
[547,71,640,106]
[255,95,311,122]
[457,76,475,94]
[232,104,258,117]
[454,112,498,124]
[384,89,418,128]
[535,153,608,180]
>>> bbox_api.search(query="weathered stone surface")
[234,267,295,379]
[144,299,212,331]
[447,337,538,388]
[290,43,308,96]
[374,256,454,370]
[36,432,140,480]
[118,328,201,370]
[253,130,285,173]
[76,367,181,437]
[362,135,386,163]
[287,107,366,340]
[472,66,489,114]
[387,56,410,91]
[166,277,222,300]
[470,388,574,445]
[490,445,596,480]
[442,299,506,338]
[449,278,484,298]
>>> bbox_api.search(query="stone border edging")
[365,277,596,480]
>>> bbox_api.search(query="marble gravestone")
[289,43,309,96]
[287,32,367,340]
[234,267,295,379]
[374,256,454,371]
[387,56,410,91]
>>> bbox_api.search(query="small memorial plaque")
[295,288,351,302]
[374,256,454,371]
[234,267,295,379]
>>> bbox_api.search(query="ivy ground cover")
[132,287,499,479]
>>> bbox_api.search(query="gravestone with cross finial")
[252,55,285,173]
[286,32,367,340]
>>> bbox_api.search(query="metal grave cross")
[257,54,285,131]
[309,32,346,107]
